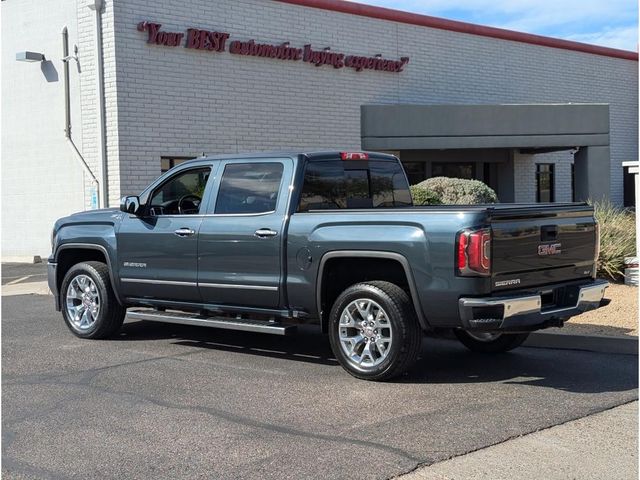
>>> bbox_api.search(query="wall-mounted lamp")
[62,44,79,64]
[16,51,46,62]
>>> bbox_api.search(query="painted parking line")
[2,273,47,283]
[5,275,33,285]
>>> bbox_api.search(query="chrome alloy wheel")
[338,299,393,368]
[465,331,502,342]
[65,274,101,331]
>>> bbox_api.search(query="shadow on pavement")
[406,347,638,394]
[116,320,638,395]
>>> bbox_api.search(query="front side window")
[298,160,412,211]
[215,163,284,214]
[149,167,210,215]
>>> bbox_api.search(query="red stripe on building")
[275,0,639,61]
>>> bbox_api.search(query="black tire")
[328,281,422,381]
[453,329,529,353]
[60,261,126,339]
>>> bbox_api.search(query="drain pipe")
[88,0,108,207]
[62,26,101,209]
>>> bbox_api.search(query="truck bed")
[305,202,597,293]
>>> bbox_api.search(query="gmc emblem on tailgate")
[538,243,562,256]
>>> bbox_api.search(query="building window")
[571,163,575,202]
[161,157,194,173]
[432,162,475,179]
[624,166,635,207]
[536,163,555,202]
[402,162,426,185]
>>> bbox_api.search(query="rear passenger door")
[197,158,293,308]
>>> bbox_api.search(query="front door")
[117,165,214,302]
[198,158,293,308]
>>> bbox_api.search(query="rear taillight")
[457,228,491,276]
[594,221,600,262]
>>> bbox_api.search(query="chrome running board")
[127,309,296,335]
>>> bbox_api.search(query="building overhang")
[361,103,610,151]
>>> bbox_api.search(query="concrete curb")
[1,256,44,264]
[1,281,51,297]
[525,331,638,355]
[397,401,639,480]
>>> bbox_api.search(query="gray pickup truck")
[49,151,608,380]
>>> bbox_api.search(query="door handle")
[174,227,195,237]
[254,228,278,238]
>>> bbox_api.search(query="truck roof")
[182,150,398,164]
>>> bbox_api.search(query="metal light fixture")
[62,44,79,64]
[15,51,46,62]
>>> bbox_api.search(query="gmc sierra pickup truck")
[49,151,608,380]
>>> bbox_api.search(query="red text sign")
[137,21,409,73]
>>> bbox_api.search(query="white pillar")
[622,162,639,292]
[623,161,640,256]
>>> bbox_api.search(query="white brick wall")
[1,0,86,258]
[77,0,121,208]
[514,150,574,203]
[2,0,638,257]
[77,1,99,210]
[109,0,637,204]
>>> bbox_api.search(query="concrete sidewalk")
[1,280,50,296]
[398,401,638,480]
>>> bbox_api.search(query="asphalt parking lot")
[2,293,638,480]
[1,263,48,286]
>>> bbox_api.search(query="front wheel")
[453,329,529,353]
[328,281,422,381]
[60,261,126,339]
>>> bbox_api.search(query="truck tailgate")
[489,204,597,291]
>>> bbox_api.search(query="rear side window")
[298,160,412,212]
[215,162,284,214]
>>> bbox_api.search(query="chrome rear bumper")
[458,279,608,331]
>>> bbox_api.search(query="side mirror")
[120,196,141,215]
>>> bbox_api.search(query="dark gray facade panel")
[362,133,610,150]
[574,146,611,201]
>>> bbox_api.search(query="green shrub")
[411,177,498,205]
[592,200,636,281]
[410,184,441,205]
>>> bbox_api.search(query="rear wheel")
[60,261,125,339]
[454,329,529,353]
[328,281,422,381]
